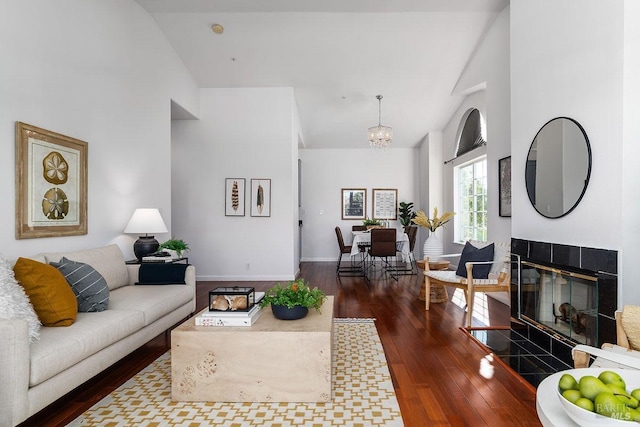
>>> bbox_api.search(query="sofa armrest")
[0,319,30,427]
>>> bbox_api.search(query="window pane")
[455,157,487,243]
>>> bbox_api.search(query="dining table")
[350,229,410,261]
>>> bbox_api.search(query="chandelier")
[368,95,392,148]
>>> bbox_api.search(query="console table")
[171,296,334,403]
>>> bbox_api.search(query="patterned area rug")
[69,319,403,426]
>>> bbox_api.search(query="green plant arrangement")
[259,279,327,312]
[158,238,190,257]
[398,201,417,229]
[362,217,382,228]
[412,207,456,232]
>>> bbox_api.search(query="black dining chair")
[366,228,398,281]
[335,227,363,276]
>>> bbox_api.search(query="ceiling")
[136,0,509,149]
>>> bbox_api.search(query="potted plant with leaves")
[158,238,190,258]
[259,279,326,320]
[398,201,417,232]
[362,217,383,230]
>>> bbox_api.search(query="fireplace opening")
[520,261,598,346]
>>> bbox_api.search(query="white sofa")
[0,245,196,427]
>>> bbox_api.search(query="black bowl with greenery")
[259,279,326,320]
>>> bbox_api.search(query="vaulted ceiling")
[136,0,508,148]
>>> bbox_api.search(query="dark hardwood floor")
[20,262,542,427]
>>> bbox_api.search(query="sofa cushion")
[455,241,494,279]
[41,245,129,291]
[50,257,109,312]
[0,255,41,342]
[29,309,144,386]
[13,258,77,327]
[108,285,193,326]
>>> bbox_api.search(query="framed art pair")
[341,188,397,221]
[225,178,271,217]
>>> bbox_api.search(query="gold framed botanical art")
[15,122,88,239]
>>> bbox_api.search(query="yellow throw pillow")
[13,257,77,326]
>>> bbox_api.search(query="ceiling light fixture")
[368,95,392,149]
[211,24,224,34]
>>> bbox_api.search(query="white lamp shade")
[124,208,168,235]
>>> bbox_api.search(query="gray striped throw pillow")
[50,257,109,312]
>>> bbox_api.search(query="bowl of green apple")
[557,368,640,426]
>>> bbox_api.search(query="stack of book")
[196,298,264,327]
[142,255,174,263]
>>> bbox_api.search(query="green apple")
[599,371,627,390]
[631,388,640,402]
[628,407,640,422]
[575,397,595,412]
[579,376,611,400]
[595,392,634,420]
[615,393,639,409]
[607,384,631,397]
[562,389,582,404]
[558,373,579,393]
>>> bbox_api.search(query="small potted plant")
[362,217,383,230]
[158,238,190,258]
[259,279,327,320]
[398,201,417,232]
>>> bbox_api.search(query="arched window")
[455,108,486,157]
[454,108,487,243]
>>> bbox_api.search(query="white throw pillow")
[0,254,41,342]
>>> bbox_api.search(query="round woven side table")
[416,260,450,303]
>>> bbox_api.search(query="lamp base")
[133,236,159,261]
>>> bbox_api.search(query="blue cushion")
[50,257,109,312]
[455,242,494,279]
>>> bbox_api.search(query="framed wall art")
[499,156,512,217]
[15,121,88,239]
[250,178,271,217]
[372,188,398,220]
[341,188,366,220]
[225,178,246,216]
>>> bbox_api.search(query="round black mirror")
[525,117,591,218]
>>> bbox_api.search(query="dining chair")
[394,226,417,276]
[334,226,362,276]
[352,225,367,232]
[423,240,510,328]
[367,228,399,281]
[406,226,418,273]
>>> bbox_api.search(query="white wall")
[417,132,444,256]
[171,88,299,280]
[0,0,199,261]
[510,0,640,307]
[299,148,418,261]
[621,0,640,304]
[445,6,511,251]
[511,0,623,250]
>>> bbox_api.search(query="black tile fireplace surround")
[471,238,618,388]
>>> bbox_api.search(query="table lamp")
[124,208,168,260]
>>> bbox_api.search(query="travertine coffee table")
[171,296,334,403]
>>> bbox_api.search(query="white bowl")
[556,368,640,426]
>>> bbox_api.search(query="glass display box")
[209,286,256,312]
